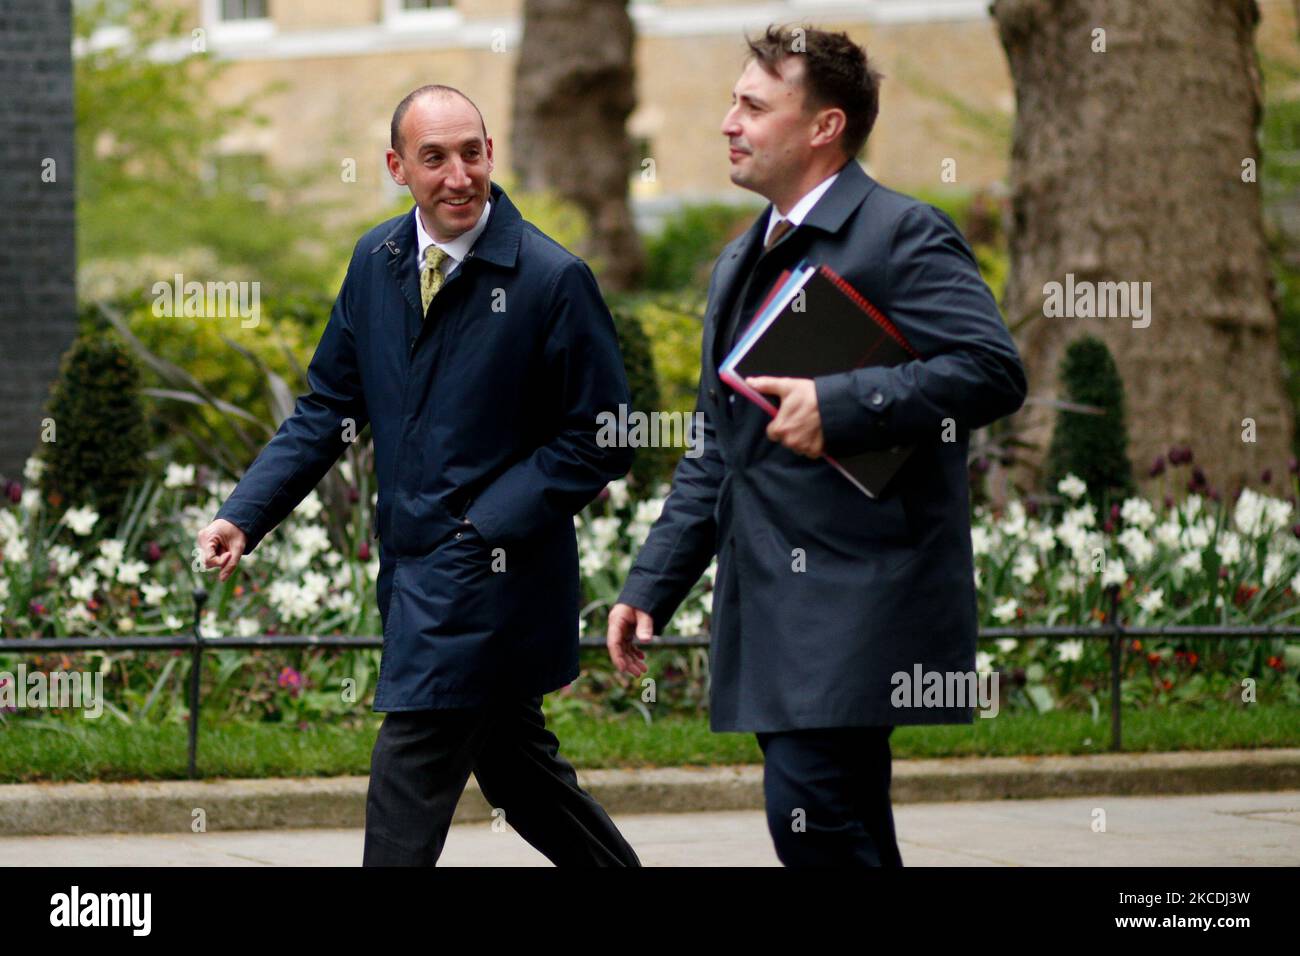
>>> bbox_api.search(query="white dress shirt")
[762,167,843,247]
[415,197,492,279]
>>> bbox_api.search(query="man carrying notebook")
[607,25,1027,866]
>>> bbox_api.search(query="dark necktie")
[764,218,793,252]
[720,218,797,359]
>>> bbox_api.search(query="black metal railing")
[0,586,1293,777]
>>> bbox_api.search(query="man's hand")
[606,602,655,676]
[745,376,825,458]
[197,518,248,583]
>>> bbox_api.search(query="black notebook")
[719,261,920,499]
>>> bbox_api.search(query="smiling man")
[607,27,1027,866]
[197,85,640,867]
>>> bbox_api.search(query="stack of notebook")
[719,261,921,499]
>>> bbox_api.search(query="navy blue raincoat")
[216,182,633,709]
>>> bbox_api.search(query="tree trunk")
[512,0,643,291]
[992,0,1293,497]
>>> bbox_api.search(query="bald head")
[390,84,486,155]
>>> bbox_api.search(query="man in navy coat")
[608,27,1027,866]
[199,85,640,866]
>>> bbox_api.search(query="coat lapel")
[703,208,769,377]
[379,211,422,320]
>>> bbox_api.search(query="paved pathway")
[2,790,1296,866]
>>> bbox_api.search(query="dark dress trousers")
[216,182,639,866]
[616,160,1028,865]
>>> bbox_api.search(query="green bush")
[642,202,762,292]
[1045,335,1136,512]
[610,308,678,492]
[38,325,151,524]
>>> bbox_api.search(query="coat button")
[729,395,736,405]
[455,531,463,540]
[871,391,884,406]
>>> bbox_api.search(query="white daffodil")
[116,560,149,586]
[1136,588,1164,616]
[674,608,704,636]
[3,536,28,564]
[68,573,99,601]
[606,478,630,510]
[1056,639,1084,663]
[1263,552,1287,589]
[991,597,1019,623]
[1100,558,1127,588]
[141,582,168,606]
[1215,531,1242,567]
[62,506,99,536]
[1120,497,1157,530]
[1011,552,1038,585]
[1057,474,1087,500]
[164,463,195,488]
[298,490,324,521]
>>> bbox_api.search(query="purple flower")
[278,667,303,695]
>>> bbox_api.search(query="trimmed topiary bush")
[1045,334,1135,513]
[39,326,151,525]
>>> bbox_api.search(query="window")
[220,0,268,20]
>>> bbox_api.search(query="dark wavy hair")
[745,24,883,158]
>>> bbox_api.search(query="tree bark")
[992,0,1293,496]
[512,0,644,291]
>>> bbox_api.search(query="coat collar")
[371,180,523,269]
[372,181,523,318]
[710,159,878,326]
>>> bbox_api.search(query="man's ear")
[485,135,494,175]
[385,148,407,186]
[810,107,847,151]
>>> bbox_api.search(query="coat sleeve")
[214,251,369,554]
[464,258,634,546]
[614,389,725,634]
[812,203,1027,457]
[614,257,728,634]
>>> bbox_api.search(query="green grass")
[1,703,1296,784]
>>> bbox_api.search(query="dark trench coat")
[217,182,633,710]
[616,160,1028,733]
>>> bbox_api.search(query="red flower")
[1147,652,1161,666]
[1162,679,1174,691]
[1267,656,1286,672]
[358,541,371,562]
[1234,583,1260,607]
[1131,639,1143,652]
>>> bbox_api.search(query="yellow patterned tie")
[420,247,449,315]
